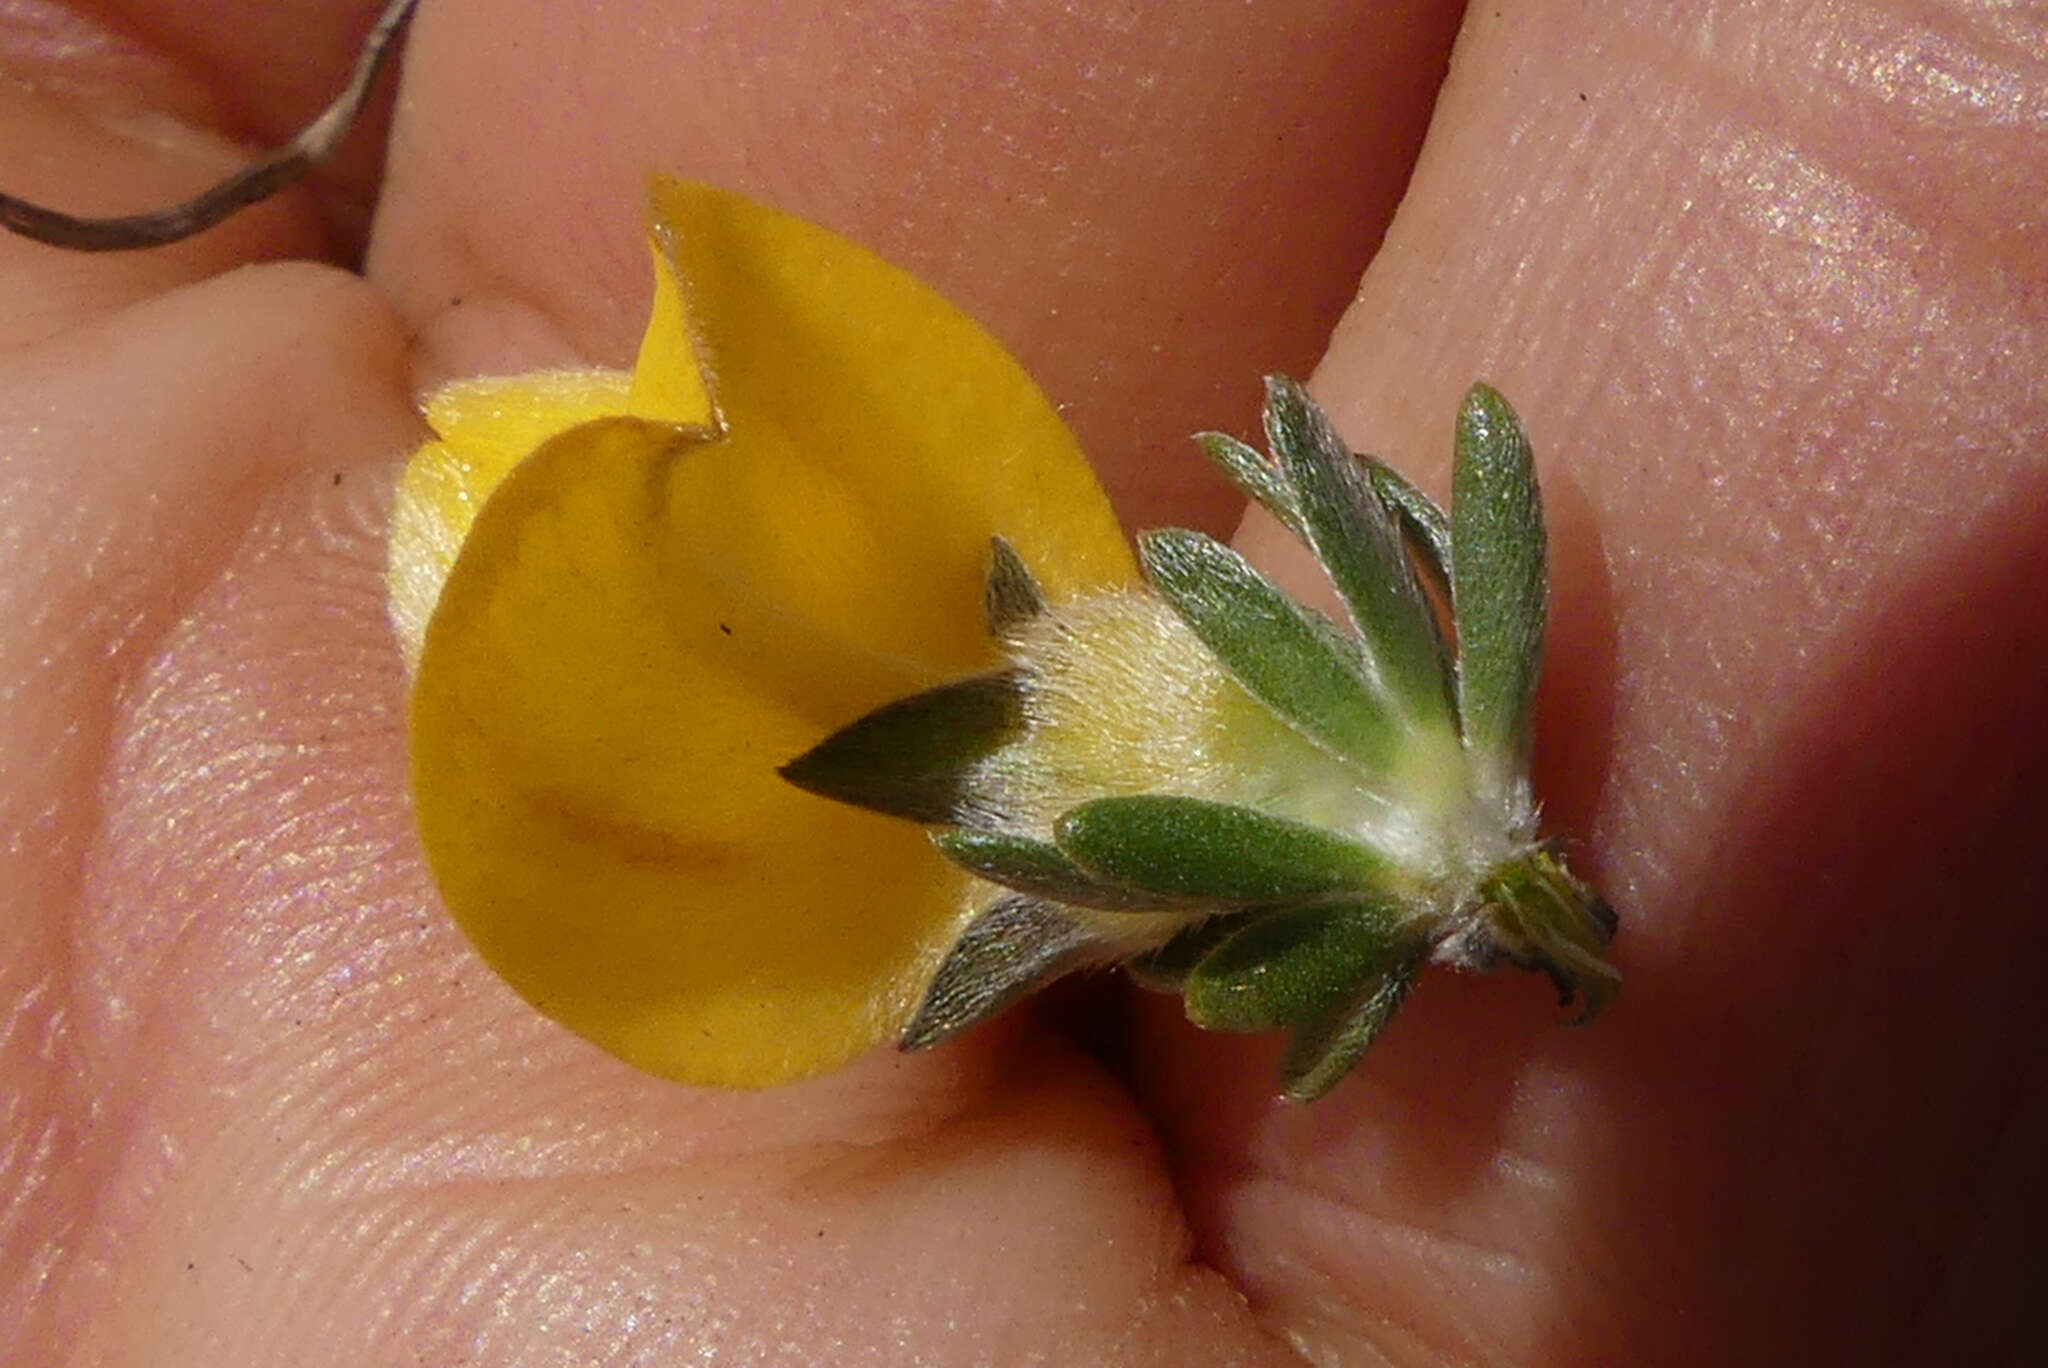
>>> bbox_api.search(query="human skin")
[3,0,2044,1362]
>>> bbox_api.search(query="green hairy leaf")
[1183,900,1406,1033]
[1055,794,1392,904]
[1278,959,1420,1101]
[1364,457,1452,601]
[1139,527,1402,770]
[1193,430,1301,535]
[1262,376,1455,727]
[931,828,1185,911]
[1451,382,1546,768]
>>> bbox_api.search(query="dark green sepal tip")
[1055,793,1394,905]
[1182,899,1408,1033]
[983,536,1046,635]
[899,894,1095,1051]
[779,672,1023,827]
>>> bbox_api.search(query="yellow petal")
[388,239,719,670]
[408,181,1134,1087]
[625,235,714,426]
[388,370,633,669]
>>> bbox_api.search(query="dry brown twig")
[0,0,417,251]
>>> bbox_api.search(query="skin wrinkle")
[1155,1122,1458,1368]
[99,1003,782,1359]
[1283,1173,1544,1292]
[1,269,408,1353]
[0,1095,61,1307]
[262,1048,993,1208]
[239,1139,1237,1365]
[1304,1322,1464,1368]
[1599,91,2041,792]
[1385,11,2040,908]
[168,854,646,1211]
[1770,3,2046,126]
[32,285,415,1359]
[72,284,414,1062]
[1256,1252,1465,1368]
[1204,1155,1548,1365]
[255,929,1013,1199]
[1393,3,2041,516]
[1157,1009,1596,1287]
[103,659,1261,1359]
[1686,2,2047,286]
[254,904,1048,1194]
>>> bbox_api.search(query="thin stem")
[0,0,419,252]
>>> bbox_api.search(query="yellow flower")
[389,181,1133,1088]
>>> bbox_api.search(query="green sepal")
[1365,457,1452,602]
[932,828,1189,911]
[899,894,1095,1050]
[1263,376,1455,727]
[1198,422,1449,607]
[779,673,1022,826]
[1182,899,1407,1033]
[1193,430,1301,535]
[1138,527,1400,770]
[984,536,1046,635]
[1278,958,1420,1101]
[1451,383,1546,768]
[1055,794,1393,905]
[1123,911,1264,993]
